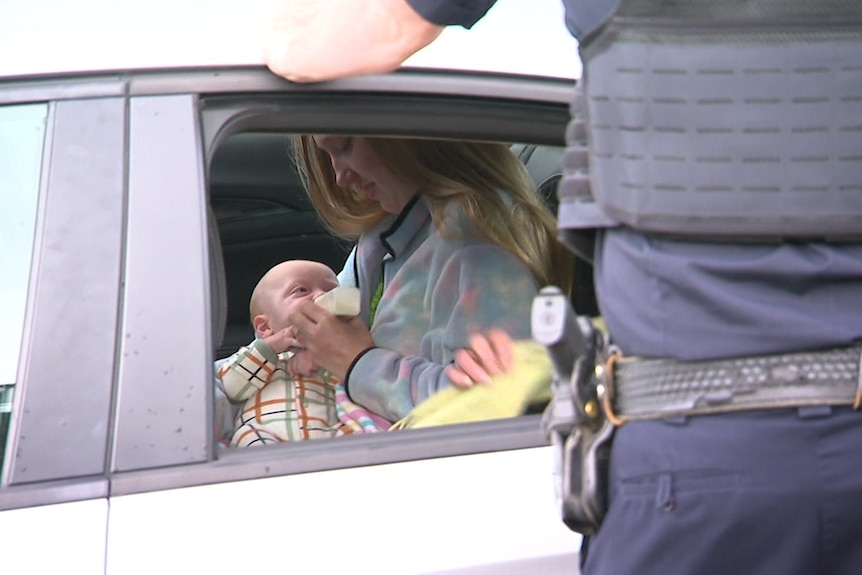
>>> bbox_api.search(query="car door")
[100,69,584,575]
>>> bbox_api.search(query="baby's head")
[249,260,339,338]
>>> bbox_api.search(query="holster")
[533,287,616,535]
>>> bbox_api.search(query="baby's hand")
[263,327,298,355]
[288,349,319,377]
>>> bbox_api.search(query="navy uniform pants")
[581,406,862,575]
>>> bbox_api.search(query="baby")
[217,260,389,447]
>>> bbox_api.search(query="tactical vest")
[559,0,862,253]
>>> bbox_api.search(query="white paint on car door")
[106,447,581,574]
[0,498,108,574]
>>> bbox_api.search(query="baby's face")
[262,261,339,332]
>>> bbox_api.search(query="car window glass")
[0,103,46,469]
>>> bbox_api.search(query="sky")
[405,0,581,78]
[0,0,580,78]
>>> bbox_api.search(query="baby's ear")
[252,315,272,338]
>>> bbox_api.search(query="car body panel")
[105,447,579,575]
[0,497,108,573]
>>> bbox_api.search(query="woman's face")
[313,135,418,214]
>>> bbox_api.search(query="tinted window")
[0,103,46,471]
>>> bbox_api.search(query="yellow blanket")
[391,340,553,430]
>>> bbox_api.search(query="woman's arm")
[345,244,538,421]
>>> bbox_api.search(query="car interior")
[209,132,598,361]
[209,132,353,359]
[206,131,599,445]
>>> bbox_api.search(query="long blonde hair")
[292,135,573,295]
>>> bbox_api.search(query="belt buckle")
[598,350,627,426]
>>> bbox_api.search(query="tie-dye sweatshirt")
[343,194,539,421]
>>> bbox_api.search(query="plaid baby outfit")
[217,339,389,447]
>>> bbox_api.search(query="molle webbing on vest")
[559,0,862,242]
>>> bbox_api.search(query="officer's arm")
[263,0,443,83]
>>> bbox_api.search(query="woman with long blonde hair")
[288,134,572,421]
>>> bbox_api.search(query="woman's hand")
[445,329,515,388]
[289,300,375,381]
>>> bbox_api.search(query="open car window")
[207,128,587,450]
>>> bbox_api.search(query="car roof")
[0,0,580,80]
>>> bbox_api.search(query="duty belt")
[601,342,862,425]
[534,283,862,535]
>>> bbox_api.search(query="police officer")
[263,1,862,573]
